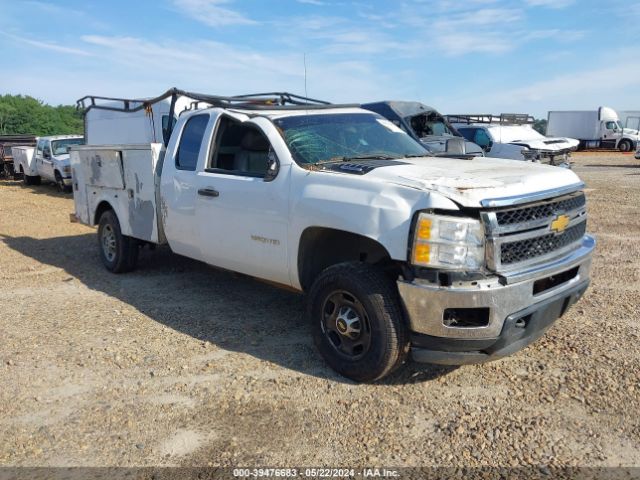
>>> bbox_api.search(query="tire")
[54,171,71,193]
[97,210,139,273]
[307,262,409,382]
[619,139,633,152]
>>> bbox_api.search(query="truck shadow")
[1,179,72,197]
[584,163,639,168]
[1,233,456,385]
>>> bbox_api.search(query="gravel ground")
[0,153,638,470]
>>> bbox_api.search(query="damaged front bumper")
[397,234,595,365]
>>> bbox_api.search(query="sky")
[0,0,639,118]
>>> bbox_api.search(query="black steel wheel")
[307,262,409,382]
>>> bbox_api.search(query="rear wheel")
[619,139,633,152]
[307,262,409,382]
[97,210,139,273]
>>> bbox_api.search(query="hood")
[53,153,70,163]
[361,156,582,208]
[623,128,640,137]
[512,136,579,152]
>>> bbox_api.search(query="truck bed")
[70,144,166,244]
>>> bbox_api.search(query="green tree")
[0,94,83,136]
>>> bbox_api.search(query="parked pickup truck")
[71,90,595,382]
[361,101,484,158]
[30,135,84,191]
[448,114,578,167]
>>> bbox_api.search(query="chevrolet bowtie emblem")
[550,214,570,233]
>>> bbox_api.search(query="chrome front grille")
[481,192,587,272]
[500,221,587,265]
[495,194,586,227]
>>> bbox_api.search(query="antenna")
[303,53,308,100]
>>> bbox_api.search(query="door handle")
[198,188,219,197]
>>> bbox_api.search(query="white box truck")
[546,107,639,152]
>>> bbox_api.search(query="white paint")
[73,106,584,291]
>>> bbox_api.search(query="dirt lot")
[0,153,638,470]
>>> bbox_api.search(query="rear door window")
[175,114,209,171]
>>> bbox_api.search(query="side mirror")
[43,150,51,159]
[264,148,279,182]
[482,142,493,153]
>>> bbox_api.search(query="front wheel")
[54,171,72,193]
[619,139,633,152]
[307,262,409,382]
[97,210,139,273]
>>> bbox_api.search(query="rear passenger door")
[160,112,215,260]
[194,114,290,285]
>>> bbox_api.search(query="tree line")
[0,94,83,136]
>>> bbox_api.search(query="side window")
[175,114,209,171]
[605,121,618,131]
[208,117,271,178]
[474,129,492,148]
[43,141,51,157]
[36,140,44,156]
[458,128,476,143]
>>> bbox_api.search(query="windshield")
[273,113,428,165]
[617,121,624,130]
[51,138,84,155]
[409,112,454,137]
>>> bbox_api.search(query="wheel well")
[297,227,394,291]
[94,201,114,225]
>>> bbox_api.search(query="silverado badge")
[550,214,570,233]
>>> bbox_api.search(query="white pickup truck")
[70,91,595,382]
[449,114,579,167]
[21,135,84,191]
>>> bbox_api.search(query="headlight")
[411,213,485,271]
[62,165,71,174]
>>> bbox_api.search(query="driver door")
[41,141,54,180]
[194,115,291,285]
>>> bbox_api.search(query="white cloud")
[441,54,640,117]
[0,30,92,56]
[74,34,402,103]
[296,0,328,5]
[525,0,575,8]
[171,0,256,27]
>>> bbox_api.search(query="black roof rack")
[446,114,535,125]
[75,87,353,113]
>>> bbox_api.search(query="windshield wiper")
[403,153,432,158]
[313,154,400,166]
